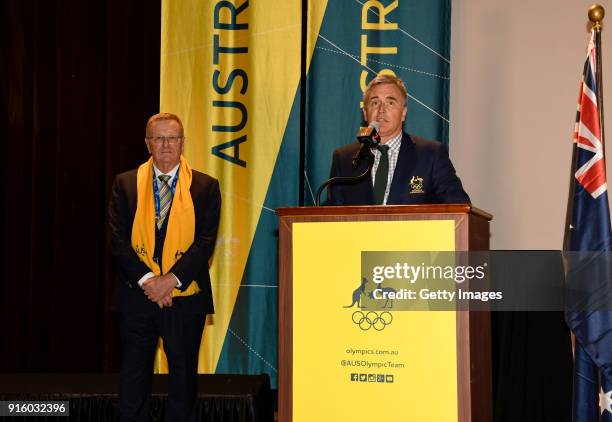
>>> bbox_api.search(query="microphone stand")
[315,146,374,206]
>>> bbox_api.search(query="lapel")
[126,171,141,218]
[356,151,375,204]
[343,144,375,204]
[387,133,417,204]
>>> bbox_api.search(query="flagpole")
[589,4,605,149]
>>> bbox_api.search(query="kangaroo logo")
[344,277,368,308]
[367,287,397,309]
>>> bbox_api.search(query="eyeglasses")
[146,136,184,145]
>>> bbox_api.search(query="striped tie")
[157,175,172,229]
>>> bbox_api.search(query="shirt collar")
[372,132,403,152]
[153,163,180,179]
[385,132,403,152]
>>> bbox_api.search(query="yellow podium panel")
[293,220,457,422]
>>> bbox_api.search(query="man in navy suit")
[108,113,221,421]
[328,74,469,205]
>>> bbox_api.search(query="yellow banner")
[157,0,327,372]
[293,220,458,421]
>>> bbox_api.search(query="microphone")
[356,121,381,147]
[315,122,380,205]
[352,121,380,167]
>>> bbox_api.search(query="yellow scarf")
[131,156,200,297]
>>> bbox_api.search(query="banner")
[158,0,319,387]
[304,0,452,204]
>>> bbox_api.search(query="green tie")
[373,144,389,205]
[157,175,172,229]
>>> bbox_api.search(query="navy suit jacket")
[328,133,470,205]
[108,168,221,314]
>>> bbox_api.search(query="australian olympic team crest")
[409,176,424,194]
[344,276,394,331]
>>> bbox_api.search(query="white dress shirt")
[371,132,402,205]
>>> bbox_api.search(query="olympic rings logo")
[351,311,393,331]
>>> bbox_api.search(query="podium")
[276,204,493,422]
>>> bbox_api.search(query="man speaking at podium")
[108,113,221,421]
[328,74,469,205]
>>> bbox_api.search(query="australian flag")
[565,29,612,421]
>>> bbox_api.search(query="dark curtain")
[492,312,573,422]
[0,0,160,372]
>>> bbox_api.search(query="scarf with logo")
[131,155,200,297]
